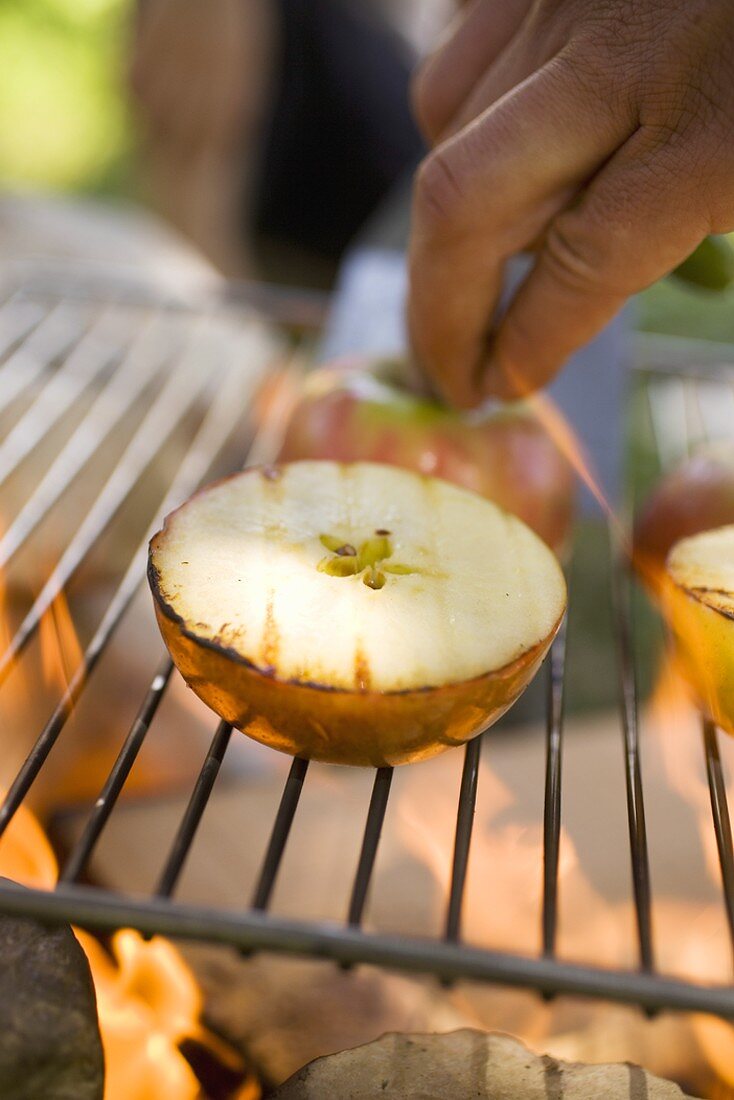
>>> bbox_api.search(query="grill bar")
[445,737,482,943]
[0,302,89,417]
[0,308,130,491]
[0,320,172,568]
[542,621,568,959]
[347,766,394,928]
[59,658,175,885]
[0,318,217,682]
[251,757,310,911]
[703,717,734,962]
[156,721,234,899]
[0,332,272,835]
[611,542,654,973]
[2,278,734,1021]
[0,299,45,358]
[2,880,734,1019]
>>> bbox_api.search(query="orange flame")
[39,588,83,695]
[647,651,734,1084]
[0,797,256,1099]
[0,799,57,890]
[77,929,206,1100]
[501,364,619,524]
[0,533,30,709]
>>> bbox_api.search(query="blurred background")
[0,0,443,283]
[3,0,734,335]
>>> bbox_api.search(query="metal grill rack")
[1,270,734,1020]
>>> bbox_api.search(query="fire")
[39,587,83,696]
[0,798,57,890]
[496,363,621,533]
[0,536,31,712]
[77,929,215,1100]
[0,572,257,1098]
[648,652,723,883]
[0,558,260,1091]
[0,792,256,1098]
[395,747,630,968]
[389,649,734,1093]
[648,650,734,1089]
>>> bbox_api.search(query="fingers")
[407,57,633,408]
[412,0,532,144]
[444,21,550,141]
[482,129,710,400]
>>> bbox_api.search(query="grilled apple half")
[666,524,734,735]
[148,461,566,766]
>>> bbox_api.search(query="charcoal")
[0,881,104,1100]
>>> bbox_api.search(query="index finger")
[412,0,532,143]
[407,58,632,408]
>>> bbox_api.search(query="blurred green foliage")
[0,0,133,194]
[639,271,734,343]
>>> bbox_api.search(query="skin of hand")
[407,0,734,406]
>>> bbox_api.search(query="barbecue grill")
[1,267,734,1023]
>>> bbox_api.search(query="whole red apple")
[634,441,734,579]
[276,357,575,555]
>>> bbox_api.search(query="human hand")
[408,0,734,405]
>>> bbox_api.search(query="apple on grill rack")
[634,441,734,582]
[148,461,566,766]
[664,523,734,736]
[273,357,575,557]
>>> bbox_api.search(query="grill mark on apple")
[469,1030,489,1097]
[261,592,280,671]
[354,644,372,692]
[683,584,734,620]
[261,464,284,504]
[261,464,282,483]
[542,1054,563,1099]
[628,1064,648,1099]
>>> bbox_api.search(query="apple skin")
[663,575,734,737]
[634,443,734,581]
[663,525,734,736]
[148,459,566,766]
[276,358,575,556]
[151,594,561,767]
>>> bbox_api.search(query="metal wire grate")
[1,270,734,1021]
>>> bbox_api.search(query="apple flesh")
[634,441,734,581]
[276,358,575,556]
[149,461,566,766]
[665,524,734,735]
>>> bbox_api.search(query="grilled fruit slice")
[635,441,734,581]
[149,461,566,766]
[666,524,734,735]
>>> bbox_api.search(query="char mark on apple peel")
[354,644,372,692]
[542,1054,563,1100]
[260,593,280,670]
[260,464,284,499]
[682,585,734,620]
